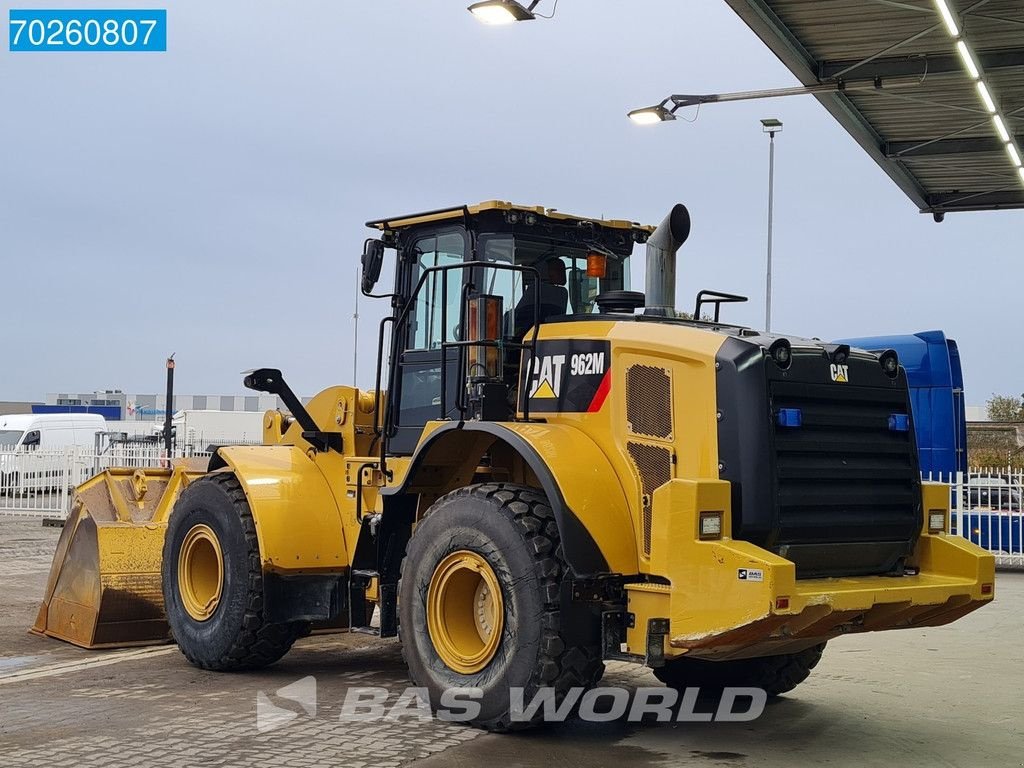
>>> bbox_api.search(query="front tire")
[162,473,304,670]
[399,483,603,731]
[653,643,826,697]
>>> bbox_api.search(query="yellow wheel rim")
[427,550,504,674]
[178,524,224,621]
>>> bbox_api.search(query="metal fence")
[2,447,1022,568]
[926,468,1024,569]
[0,444,210,518]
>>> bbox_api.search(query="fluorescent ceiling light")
[468,0,535,24]
[993,115,1010,143]
[956,40,980,79]
[934,0,960,36]
[1008,143,1022,167]
[977,81,997,113]
[627,105,675,125]
[1019,167,1024,184]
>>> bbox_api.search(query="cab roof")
[366,200,654,235]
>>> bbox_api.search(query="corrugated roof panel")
[723,0,1024,213]
[904,154,1018,192]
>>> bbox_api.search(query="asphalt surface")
[1,515,1021,768]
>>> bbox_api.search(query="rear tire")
[162,472,304,671]
[653,643,826,697]
[399,483,604,731]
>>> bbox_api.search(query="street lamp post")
[353,266,359,387]
[760,118,782,332]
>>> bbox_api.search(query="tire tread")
[401,482,604,731]
[165,472,303,671]
[653,643,825,697]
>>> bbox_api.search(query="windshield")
[0,430,24,448]
[480,234,630,337]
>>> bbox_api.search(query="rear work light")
[879,349,899,378]
[889,413,910,432]
[768,338,792,369]
[928,510,947,533]
[776,408,802,428]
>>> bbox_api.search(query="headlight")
[699,511,723,539]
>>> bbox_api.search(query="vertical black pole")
[164,356,175,457]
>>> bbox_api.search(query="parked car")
[954,480,1023,554]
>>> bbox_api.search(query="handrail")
[380,260,543,468]
[694,289,748,323]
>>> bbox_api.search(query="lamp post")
[760,118,782,332]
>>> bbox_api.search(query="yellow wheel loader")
[34,201,995,730]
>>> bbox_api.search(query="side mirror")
[23,430,40,448]
[243,368,284,395]
[361,239,385,294]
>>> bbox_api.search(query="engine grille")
[626,364,673,440]
[770,380,921,575]
[627,441,673,556]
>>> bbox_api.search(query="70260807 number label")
[9,9,166,52]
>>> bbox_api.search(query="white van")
[0,413,106,451]
[0,414,106,495]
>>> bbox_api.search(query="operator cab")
[363,201,649,453]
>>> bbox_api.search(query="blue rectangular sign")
[9,9,166,52]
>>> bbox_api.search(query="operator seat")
[512,260,568,339]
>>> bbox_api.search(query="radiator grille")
[626,365,673,440]
[627,441,673,556]
[770,380,920,562]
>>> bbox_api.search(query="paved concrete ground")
[0,515,1020,768]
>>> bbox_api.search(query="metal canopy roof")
[724,0,1024,216]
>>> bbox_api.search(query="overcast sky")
[1,1,1021,404]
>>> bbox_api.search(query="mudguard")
[390,421,638,577]
[215,445,350,574]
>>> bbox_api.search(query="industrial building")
[40,390,282,421]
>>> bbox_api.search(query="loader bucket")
[32,466,201,649]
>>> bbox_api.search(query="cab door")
[389,228,469,455]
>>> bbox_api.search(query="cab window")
[406,232,466,351]
[479,233,630,339]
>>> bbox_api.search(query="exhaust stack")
[644,204,691,316]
